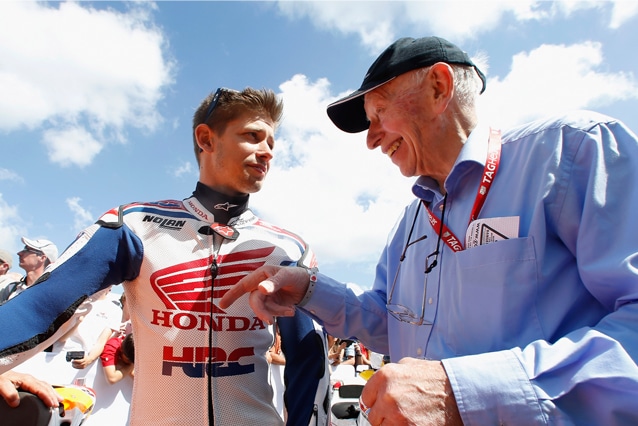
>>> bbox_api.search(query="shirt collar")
[412,122,491,200]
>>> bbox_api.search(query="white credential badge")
[465,216,519,249]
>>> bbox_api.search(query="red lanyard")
[426,128,502,252]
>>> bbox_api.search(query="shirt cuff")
[442,349,547,425]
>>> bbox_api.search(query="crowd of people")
[2,33,638,426]
[0,238,135,417]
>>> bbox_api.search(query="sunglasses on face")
[19,247,44,256]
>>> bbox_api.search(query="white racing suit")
[0,195,330,425]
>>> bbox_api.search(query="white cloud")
[66,197,95,233]
[0,1,173,166]
[172,161,196,178]
[0,169,23,184]
[0,194,24,252]
[609,0,638,28]
[275,1,536,50]
[478,42,638,129]
[252,75,414,267]
[550,0,638,29]
[276,1,635,52]
[43,126,103,168]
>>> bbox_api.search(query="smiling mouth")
[250,163,268,176]
[386,140,401,157]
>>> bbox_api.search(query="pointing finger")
[219,265,279,309]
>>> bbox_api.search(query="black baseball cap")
[327,36,487,133]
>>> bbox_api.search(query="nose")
[257,140,273,161]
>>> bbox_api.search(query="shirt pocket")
[442,236,543,354]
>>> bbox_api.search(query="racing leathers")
[0,184,330,426]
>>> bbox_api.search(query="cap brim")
[326,79,394,134]
[21,237,37,250]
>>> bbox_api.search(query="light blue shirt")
[304,110,638,425]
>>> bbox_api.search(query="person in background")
[0,249,21,291]
[0,87,330,425]
[100,333,135,384]
[0,249,13,278]
[57,287,122,370]
[340,341,370,367]
[221,35,638,425]
[267,324,286,420]
[327,336,347,367]
[0,238,58,303]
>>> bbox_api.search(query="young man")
[0,87,329,425]
[220,37,638,425]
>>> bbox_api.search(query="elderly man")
[221,36,638,425]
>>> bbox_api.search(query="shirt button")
[416,347,423,356]
[428,297,433,304]
[439,204,444,211]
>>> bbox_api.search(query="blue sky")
[1,1,638,290]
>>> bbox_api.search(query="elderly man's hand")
[360,358,462,426]
[219,265,310,325]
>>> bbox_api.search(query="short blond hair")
[192,88,283,165]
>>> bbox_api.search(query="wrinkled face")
[200,111,276,196]
[363,72,437,178]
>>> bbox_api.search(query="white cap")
[0,249,12,268]
[21,237,59,263]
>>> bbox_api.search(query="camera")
[65,351,85,362]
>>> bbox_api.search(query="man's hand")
[360,358,462,426]
[0,371,62,408]
[219,265,310,324]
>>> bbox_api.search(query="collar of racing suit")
[193,182,249,225]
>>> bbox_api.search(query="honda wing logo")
[150,246,276,314]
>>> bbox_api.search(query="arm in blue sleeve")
[300,272,390,355]
[0,222,143,370]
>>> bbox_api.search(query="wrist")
[297,266,318,307]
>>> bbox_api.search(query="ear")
[428,62,455,114]
[195,123,215,153]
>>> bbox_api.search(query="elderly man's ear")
[428,62,455,113]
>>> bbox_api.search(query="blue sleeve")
[0,223,143,360]
[278,311,330,426]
